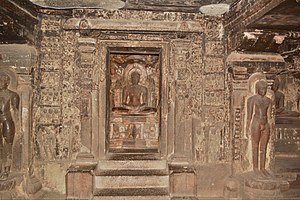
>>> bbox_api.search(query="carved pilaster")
[76,38,97,157]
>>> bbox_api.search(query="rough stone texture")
[93,197,170,200]
[33,14,80,193]
[170,172,196,196]
[196,163,231,197]
[66,171,93,199]
[94,175,169,196]
[3,1,300,199]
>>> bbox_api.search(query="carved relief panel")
[108,50,161,153]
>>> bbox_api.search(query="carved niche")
[108,49,161,153]
[0,44,42,196]
[227,52,285,172]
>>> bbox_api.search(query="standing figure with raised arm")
[246,80,271,172]
[0,73,19,179]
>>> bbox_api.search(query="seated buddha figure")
[113,71,156,114]
[272,77,300,122]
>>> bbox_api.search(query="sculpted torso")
[0,90,18,121]
[123,85,147,107]
[248,95,271,129]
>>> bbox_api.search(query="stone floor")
[31,189,65,200]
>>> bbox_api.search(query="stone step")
[94,160,168,176]
[93,196,170,200]
[93,175,169,196]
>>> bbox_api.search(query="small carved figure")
[127,123,138,139]
[246,80,271,172]
[110,64,123,108]
[0,73,19,179]
[42,126,55,161]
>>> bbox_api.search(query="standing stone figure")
[0,73,19,179]
[246,80,271,172]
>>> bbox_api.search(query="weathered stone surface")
[170,172,196,196]
[242,171,289,200]
[3,0,300,199]
[196,163,231,198]
[67,171,93,199]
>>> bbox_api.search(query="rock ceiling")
[249,0,300,31]
[1,0,300,49]
[29,0,237,11]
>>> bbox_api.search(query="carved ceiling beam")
[63,18,206,33]
[227,51,285,80]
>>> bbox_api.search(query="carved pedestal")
[243,172,289,200]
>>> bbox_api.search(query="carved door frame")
[95,40,169,160]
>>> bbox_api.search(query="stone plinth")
[66,160,97,199]
[242,171,289,200]
[94,175,169,196]
[169,164,196,197]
